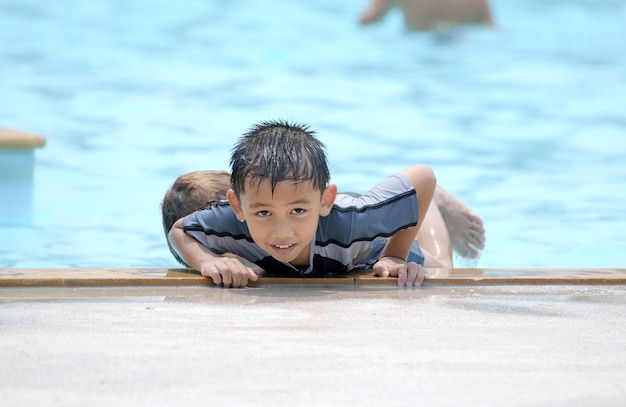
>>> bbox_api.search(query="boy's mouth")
[271,243,298,257]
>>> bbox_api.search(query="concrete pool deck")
[1,268,625,406]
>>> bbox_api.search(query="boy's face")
[228,179,337,266]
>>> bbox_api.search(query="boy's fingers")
[221,271,232,288]
[405,264,418,286]
[412,265,426,287]
[397,266,408,286]
[230,266,249,288]
[205,269,222,286]
[239,267,254,287]
[231,271,243,288]
[373,263,389,278]
[248,269,259,281]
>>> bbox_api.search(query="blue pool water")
[1,0,625,269]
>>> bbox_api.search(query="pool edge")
[1,268,625,287]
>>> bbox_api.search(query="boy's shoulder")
[182,200,240,231]
[332,173,414,208]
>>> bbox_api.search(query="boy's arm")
[168,218,258,288]
[375,164,436,286]
[359,0,395,25]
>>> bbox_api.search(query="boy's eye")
[256,210,271,217]
[292,208,306,215]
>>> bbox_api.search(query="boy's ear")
[319,184,337,217]
[227,189,246,222]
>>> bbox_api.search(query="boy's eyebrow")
[248,198,312,208]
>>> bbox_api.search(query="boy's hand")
[373,256,426,287]
[198,257,258,288]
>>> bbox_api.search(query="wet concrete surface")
[1,284,625,406]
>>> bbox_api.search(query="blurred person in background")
[359,0,493,32]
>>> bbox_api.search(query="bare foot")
[433,185,485,259]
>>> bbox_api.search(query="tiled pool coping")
[1,268,625,287]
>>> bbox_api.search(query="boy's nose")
[271,223,294,239]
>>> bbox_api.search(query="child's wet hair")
[229,120,330,197]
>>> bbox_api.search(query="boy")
[167,120,484,288]
[162,173,484,270]
[162,170,231,266]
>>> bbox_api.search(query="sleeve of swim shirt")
[181,201,253,256]
[320,173,419,245]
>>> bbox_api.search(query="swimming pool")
[1,0,624,269]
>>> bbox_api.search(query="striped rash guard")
[181,173,424,277]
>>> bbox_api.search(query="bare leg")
[433,185,485,259]
[418,203,454,268]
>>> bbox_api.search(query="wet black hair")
[229,120,330,197]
